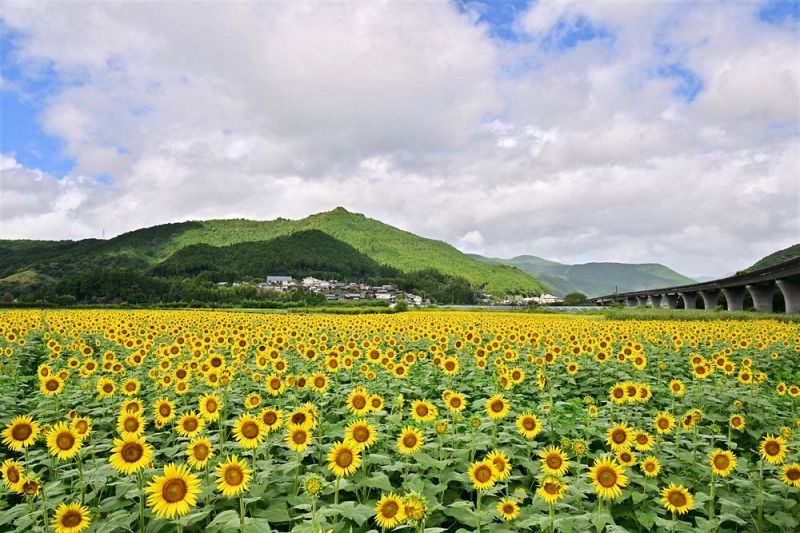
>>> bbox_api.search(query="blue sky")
[0,0,797,277]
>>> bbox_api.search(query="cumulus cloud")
[0,0,797,277]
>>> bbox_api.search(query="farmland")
[0,309,799,532]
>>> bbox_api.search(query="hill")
[472,254,695,297]
[0,208,546,296]
[745,243,800,272]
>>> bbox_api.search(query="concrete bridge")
[591,257,800,313]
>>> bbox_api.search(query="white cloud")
[0,0,798,278]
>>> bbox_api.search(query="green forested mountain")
[0,208,545,296]
[745,244,800,271]
[471,254,695,297]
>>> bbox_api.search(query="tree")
[563,292,588,305]
[2,292,13,303]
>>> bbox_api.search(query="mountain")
[0,208,546,296]
[472,254,696,297]
[744,243,800,272]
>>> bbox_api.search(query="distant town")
[215,275,564,307]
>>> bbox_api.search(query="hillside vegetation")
[0,208,546,297]
[473,254,695,297]
[745,243,800,272]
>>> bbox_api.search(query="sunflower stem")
[757,459,764,533]
[709,472,716,522]
[239,492,245,532]
[137,471,145,533]
[334,477,340,505]
[476,490,482,533]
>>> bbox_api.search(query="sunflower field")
[0,309,799,533]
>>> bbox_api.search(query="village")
[217,276,429,307]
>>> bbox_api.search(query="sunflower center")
[262,412,277,425]
[765,441,780,456]
[61,511,83,527]
[403,434,417,448]
[56,432,75,450]
[314,377,325,388]
[162,478,188,503]
[450,398,462,408]
[194,444,209,460]
[522,418,536,431]
[475,465,492,482]
[291,413,307,425]
[493,458,507,472]
[124,418,140,432]
[544,481,560,494]
[658,418,669,429]
[103,384,113,393]
[787,468,800,480]
[336,449,354,467]
[416,405,429,416]
[7,466,20,483]
[597,467,617,487]
[382,501,399,518]
[183,418,198,432]
[241,421,259,439]
[713,455,730,470]
[292,430,307,444]
[353,426,370,442]
[546,454,562,469]
[352,396,366,409]
[612,430,626,444]
[121,442,144,462]
[46,379,60,391]
[159,405,171,417]
[636,434,648,444]
[490,400,504,413]
[224,466,244,485]
[668,490,687,507]
[12,424,32,441]
[205,400,218,412]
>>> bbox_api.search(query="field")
[0,310,798,533]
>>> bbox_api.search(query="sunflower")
[588,456,628,500]
[469,459,496,490]
[117,412,145,437]
[3,415,40,451]
[198,393,222,422]
[616,449,636,467]
[286,424,312,453]
[47,422,83,461]
[216,455,252,496]
[347,387,371,415]
[70,417,92,438]
[176,411,205,438]
[760,434,788,465]
[781,463,800,488]
[606,422,633,451]
[539,446,569,476]
[145,463,201,519]
[233,414,266,449]
[154,398,176,425]
[537,476,568,504]
[1,459,25,493]
[109,435,154,475]
[22,477,41,497]
[661,483,693,515]
[497,497,520,520]
[633,431,653,451]
[397,426,424,455]
[374,493,407,529]
[640,456,661,478]
[310,373,329,393]
[516,412,542,439]
[51,502,91,533]
[445,392,466,413]
[709,449,737,477]
[369,395,385,412]
[654,412,675,435]
[328,440,361,478]
[259,407,283,431]
[39,375,64,396]
[410,400,438,423]
[96,378,115,398]
[609,383,627,404]
[344,418,377,450]
[487,449,512,480]
[121,378,141,396]
[186,438,213,469]
[485,394,510,420]
[729,413,745,431]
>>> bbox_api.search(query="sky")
[1,0,798,278]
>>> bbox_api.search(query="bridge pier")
[721,286,746,311]
[664,294,678,309]
[700,289,720,311]
[747,283,775,312]
[678,292,697,309]
[776,279,800,314]
[636,296,648,307]
[626,296,637,308]
[649,294,662,308]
